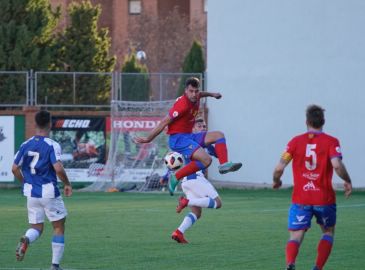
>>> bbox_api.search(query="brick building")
[51,0,207,72]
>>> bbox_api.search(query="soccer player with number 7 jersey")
[272,104,352,270]
[12,110,72,270]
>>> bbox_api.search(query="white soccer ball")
[164,152,184,170]
[136,50,146,60]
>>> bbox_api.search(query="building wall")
[207,0,365,187]
[51,0,206,72]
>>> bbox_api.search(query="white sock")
[188,197,217,208]
[178,212,197,233]
[25,228,40,243]
[52,235,65,265]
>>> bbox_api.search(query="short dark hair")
[195,117,205,123]
[35,110,51,129]
[185,77,200,88]
[306,104,325,128]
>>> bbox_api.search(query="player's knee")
[201,155,212,167]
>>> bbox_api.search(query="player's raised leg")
[16,209,43,261]
[176,195,222,213]
[204,131,242,174]
[168,148,210,195]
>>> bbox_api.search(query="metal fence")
[0,71,202,108]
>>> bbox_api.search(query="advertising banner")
[0,116,15,182]
[105,116,168,182]
[50,116,106,182]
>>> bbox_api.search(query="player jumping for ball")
[133,77,242,195]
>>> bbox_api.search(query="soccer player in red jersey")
[272,105,352,270]
[134,77,242,195]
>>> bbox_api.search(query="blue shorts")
[288,203,337,231]
[169,132,207,160]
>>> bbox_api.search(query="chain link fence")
[0,71,202,109]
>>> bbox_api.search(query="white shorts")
[181,174,219,200]
[27,196,68,224]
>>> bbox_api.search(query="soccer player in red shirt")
[272,105,352,270]
[134,77,242,195]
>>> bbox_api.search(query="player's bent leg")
[16,224,43,261]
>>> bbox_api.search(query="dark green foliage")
[0,0,59,104]
[36,0,116,107]
[178,40,205,96]
[121,52,150,101]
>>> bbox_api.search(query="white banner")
[0,116,14,182]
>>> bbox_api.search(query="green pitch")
[0,188,364,270]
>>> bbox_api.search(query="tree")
[178,40,205,96]
[121,51,150,101]
[121,51,149,101]
[41,0,116,106]
[0,0,60,104]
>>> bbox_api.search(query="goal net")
[82,99,174,192]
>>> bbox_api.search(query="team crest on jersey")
[336,146,341,153]
[172,111,179,118]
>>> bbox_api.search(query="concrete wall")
[207,0,365,187]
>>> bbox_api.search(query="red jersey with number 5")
[167,94,200,134]
[283,132,342,205]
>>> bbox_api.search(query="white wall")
[207,0,365,187]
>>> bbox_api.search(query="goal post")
[82,99,175,192]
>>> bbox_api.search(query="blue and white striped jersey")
[14,136,62,198]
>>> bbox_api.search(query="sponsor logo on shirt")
[303,181,320,191]
[302,172,320,181]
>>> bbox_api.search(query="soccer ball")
[164,152,184,170]
[136,50,146,60]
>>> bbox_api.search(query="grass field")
[0,188,364,270]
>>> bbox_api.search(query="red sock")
[175,161,200,180]
[215,142,228,164]
[286,240,300,265]
[315,236,333,269]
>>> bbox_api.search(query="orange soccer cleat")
[171,229,188,244]
[176,196,189,213]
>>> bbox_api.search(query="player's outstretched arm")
[133,115,172,144]
[200,91,222,99]
[54,161,73,197]
[331,157,352,198]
